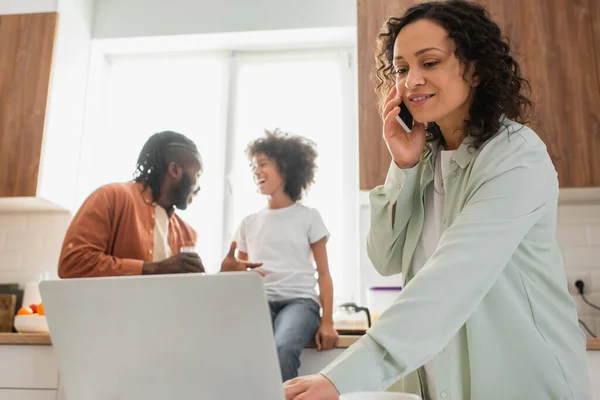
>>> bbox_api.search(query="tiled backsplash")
[558,204,600,338]
[359,192,600,337]
[0,210,72,286]
[0,195,598,338]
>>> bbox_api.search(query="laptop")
[40,272,285,400]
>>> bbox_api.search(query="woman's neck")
[436,92,474,150]
[439,125,465,150]
[436,112,468,150]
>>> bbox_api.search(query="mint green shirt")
[322,120,590,400]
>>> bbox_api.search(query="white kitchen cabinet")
[0,389,57,400]
[589,351,600,400]
[299,348,345,376]
[0,346,59,389]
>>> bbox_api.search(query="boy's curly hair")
[246,129,318,202]
[375,0,534,149]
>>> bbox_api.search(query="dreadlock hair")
[134,131,201,201]
[246,129,318,202]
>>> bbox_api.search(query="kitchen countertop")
[0,332,363,348]
[0,332,52,345]
[2,333,598,350]
[588,338,600,350]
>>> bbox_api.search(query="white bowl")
[13,315,49,333]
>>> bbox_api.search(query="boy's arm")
[312,237,339,351]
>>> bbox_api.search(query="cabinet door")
[358,0,600,188]
[589,351,600,400]
[0,390,57,400]
[0,12,58,196]
[357,0,416,190]
[480,0,600,187]
[0,345,59,389]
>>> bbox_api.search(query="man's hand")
[142,252,205,275]
[220,241,263,273]
[315,321,339,351]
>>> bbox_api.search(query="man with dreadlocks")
[58,131,259,278]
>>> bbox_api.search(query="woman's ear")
[464,62,479,87]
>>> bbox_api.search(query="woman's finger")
[284,379,306,400]
[382,92,402,120]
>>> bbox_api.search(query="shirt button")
[148,249,153,255]
[396,184,401,189]
[440,348,445,354]
[151,214,156,219]
[67,242,73,249]
[443,218,447,224]
[150,230,154,235]
[440,392,447,398]
[452,171,457,177]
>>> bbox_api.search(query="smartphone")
[395,102,413,133]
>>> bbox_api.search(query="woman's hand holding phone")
[382,87,426,169]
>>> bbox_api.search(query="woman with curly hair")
[284,1,589,399]
[231,129,339,382]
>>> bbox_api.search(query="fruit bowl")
[13,315,49,333]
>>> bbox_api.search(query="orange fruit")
[17,307,33,315]
[37,303,45,316]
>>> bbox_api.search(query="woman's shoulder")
[468,119,555,184]
[487,119,546,154]
[475,119,550,166]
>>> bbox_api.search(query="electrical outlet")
[566,271,593,296]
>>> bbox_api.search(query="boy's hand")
[220,241,263,273]
[315,321,339,351]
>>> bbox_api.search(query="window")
[228,51,357,300]
[78,47,358,301]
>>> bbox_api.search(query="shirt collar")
[453,136,477,169]
[426,136,476,170]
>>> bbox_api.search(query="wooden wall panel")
[358,0,600,188]
[587,0,600,185]
[481,0,600,187]
[357,0,418,190]
[0,13,58,197]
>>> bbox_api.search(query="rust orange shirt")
[58,182,197,278]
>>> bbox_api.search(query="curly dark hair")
[375,0,534,149]
[246,129,318,202]
[134,131,201,201]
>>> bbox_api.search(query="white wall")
[0,0,57,14]
[558,202,600,338]
[36,0,96,211]
[93,0,356,39]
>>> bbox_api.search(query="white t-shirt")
[234,203,330,304]
[153,205,172,262]
[411,147,456,398]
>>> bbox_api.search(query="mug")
[340,393,422,400]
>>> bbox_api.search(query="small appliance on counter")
[367,286,402,323]
[333,302,371,333]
